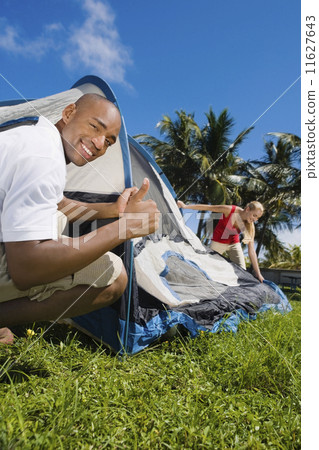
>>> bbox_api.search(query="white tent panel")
[134,236,239,308]
[65,139,125,195]
[150,166,206,252]
[0,83,106,123]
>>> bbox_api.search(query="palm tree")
[192,108,252,237]
[229,133,301,256]
[265,132,301,154]
[136,107,253,238]
[261,244,301,270]
[135,110,201,199]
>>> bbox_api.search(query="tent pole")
[123,240,134,353]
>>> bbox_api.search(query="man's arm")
[58,187,139,222]
[5,179,159,290]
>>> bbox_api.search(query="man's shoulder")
[1,116,63,161]
[22,116,60,141]
[0,116,60,141]
[0,116,39,133]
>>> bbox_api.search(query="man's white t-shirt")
[0,116,66,242]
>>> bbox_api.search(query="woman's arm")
[247,241,264,283]
[177,201,231,216]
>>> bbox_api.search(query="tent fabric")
[0,76,292,355]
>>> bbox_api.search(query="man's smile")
[81,142,94,158]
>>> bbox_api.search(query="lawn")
[0,298,301,449]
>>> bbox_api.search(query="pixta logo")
[54,203,98,249]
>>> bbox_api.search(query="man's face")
[61,99,121,166]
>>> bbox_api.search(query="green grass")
[279,286,301,302]
[0,300,301,449]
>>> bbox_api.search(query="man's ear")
[62,103,77,124]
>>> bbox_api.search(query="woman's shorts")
[210,241,246,269]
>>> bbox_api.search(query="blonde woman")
[177,200,264,283]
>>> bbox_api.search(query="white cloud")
[0,0,133,87]
[44,23,64,33]
[0,20,55,59]
[62,0,132,87]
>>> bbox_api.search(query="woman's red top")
[212,205,240,244]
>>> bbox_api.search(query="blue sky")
[0,0,301,244]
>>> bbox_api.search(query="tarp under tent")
[0,75,292,354]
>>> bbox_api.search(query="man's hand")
[115,187,139,215]
[58,187,139,221]
[120,178,160,238]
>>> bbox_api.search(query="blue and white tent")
[0,76,291,354]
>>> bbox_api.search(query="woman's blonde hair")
[242,201,264,244]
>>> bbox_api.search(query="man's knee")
[111,265,128,297]
[97,265,128,307]
[73,252,124,289]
